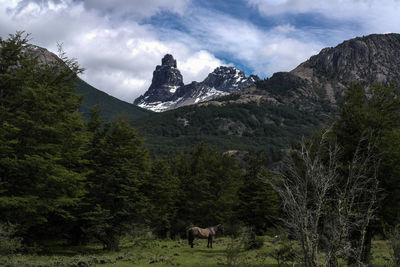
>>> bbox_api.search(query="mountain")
[76,78,151,121]
[291,33,400,104]
[132,33,400,159]
[24,34,400,160]
[133,54,259,112]
[134,54,184,107]
[27,45,152,121]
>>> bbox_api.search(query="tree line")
[2,32,400,266]
[272,81,400,266]
[0,33,279,252]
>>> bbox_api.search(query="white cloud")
[83,0,191,18]
[76,29,224,101]
[2,0,400,104]
[246,0,400,34]
[180,9,322,77]
[178,50,225,83]
[9,0,191,19]
[259,37,320,74]
[0,0,222,102]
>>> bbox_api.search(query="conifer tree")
[0,32,86,243]
[82,113,149,251]
[144,159,180,238]
[237,156,280,234]
[172,143,242,231]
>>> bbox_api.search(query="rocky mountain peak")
[203,66,259,93]
[161,54,177,68]
[149,54,183,92]
[134,56,258,112]
[26,45,61,65]
[133,54,184,106]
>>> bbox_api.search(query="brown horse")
[188,224,222,248]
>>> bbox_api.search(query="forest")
[2,32,400,266]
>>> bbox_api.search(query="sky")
[1,0,400,103]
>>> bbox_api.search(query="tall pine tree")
[0,32,86,243]
[82,112,150,251]
[143,159,180,238]
[237,156,280,235]
[172,143,242,233]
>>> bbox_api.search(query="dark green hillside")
[132,98,327,160]
[76,78,152,121]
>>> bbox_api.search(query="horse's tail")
[188,229,194,247]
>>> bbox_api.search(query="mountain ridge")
[291,33,400,104]
[133,54,259,112]
[25,44,152,121]
[131,33,400,158]
[24,33,400,159]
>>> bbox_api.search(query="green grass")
[0,237,395,267]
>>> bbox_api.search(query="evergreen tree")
[144,159,180,238]
[172,143,242,233]
[82,113,149,251]
[0,32,86,243]
[237,156,280,235]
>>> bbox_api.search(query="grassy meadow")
[0,235,395,267]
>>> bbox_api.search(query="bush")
[268,232,297,267]
[225,238,245,267]
[240,227,263,250]
[0,223,23,254]
[225,227,265,266]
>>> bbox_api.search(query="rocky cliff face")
[202,66,258,92]
[203,33,400,113]
[134,54,184,107]
[26,45,62,65]
[291,33,400,103]
[133,55,258,112]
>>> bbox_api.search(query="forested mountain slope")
[76,78,151,121]
[133,33,400,159]
[26,44,152,121]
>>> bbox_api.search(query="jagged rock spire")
[133,54,183,106]
[134,55,258,112]
[161,54,177,68]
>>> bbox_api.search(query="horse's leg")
[188,230,194,248]
[208,235,212,248]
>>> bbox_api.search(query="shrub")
[268,232,297,266]
[238,227,263,251]
[0,223,23,254]
[225,238,245,267]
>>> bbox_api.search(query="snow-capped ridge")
[134,55,259,112]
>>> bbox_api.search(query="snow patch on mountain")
[133,55,259,112]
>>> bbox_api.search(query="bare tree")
[270,130,380,267]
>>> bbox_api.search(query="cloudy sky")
[1,0,400,102]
